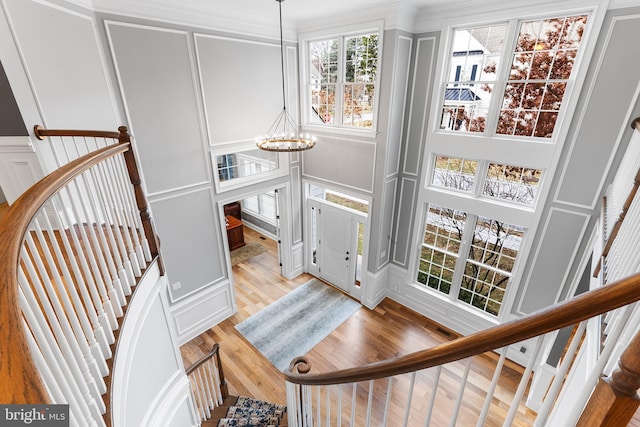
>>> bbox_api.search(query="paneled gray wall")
[513,7,640,314]
[106,21,218,301]
[392,34,438,267]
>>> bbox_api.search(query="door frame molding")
[303,181,371,301]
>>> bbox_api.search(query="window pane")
[417,205,467,294]
[497,15,588,139]
[343,33,377,129]
[459,217,525,315]
[216,149,278,182]
[432,156,478,192]
[483,163,542,205]
[310,39,338,124]
[441,25,507,134]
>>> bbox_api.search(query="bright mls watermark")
[0,405,68,426]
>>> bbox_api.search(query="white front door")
[317,203,352,291]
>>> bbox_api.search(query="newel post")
[577,331,640,426]
[118,126,165,275]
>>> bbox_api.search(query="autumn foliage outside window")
[441,14,588,139]
[308,33,378,129]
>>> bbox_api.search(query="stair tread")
[201,394,287,427]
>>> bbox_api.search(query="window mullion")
[449,214,477,302]
[484,19,520,137]
[335,35,345,127]
[473,160,489,198]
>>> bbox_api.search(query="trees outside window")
[307,32,379,129]
[418,193,527,316]
[440,14,588,139]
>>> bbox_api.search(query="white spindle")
[86,165,130,299]
[365,380,374,427]
[37,202,109,371]
[503,336,543,427]
[403,372,416,427]
[350,382,356,427]
[105,154,143,274]
[423,366,441,427]
[113,154,151,264]
[63,181,120,327]
[18,272,102,426]
[75,169,126,312]
[449,358,472,427]
[94,161,134,292]
[19,249,105,417]
[382,377,392,427]
[535,322,587,426]
[30,215,106,390]
[50,194,115,347]
[477,348,508,426]
[22,303,90,427]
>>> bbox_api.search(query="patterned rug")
[231,242,267,266]
[235,279,361,372]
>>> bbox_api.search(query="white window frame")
[210,141,289,193]
[298,20,384,137]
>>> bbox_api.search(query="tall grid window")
[440,14,588,139]
[417,205,466,294]
[417,205,526,317]
[307,31,379,129]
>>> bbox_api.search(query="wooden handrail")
[0,143,129,404]
[285,271,640,385]
[33,124,121,140]
[593,116,640,277]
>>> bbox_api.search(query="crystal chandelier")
[256,0,316,152]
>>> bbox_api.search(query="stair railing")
[0,126,161,426]
[284,117,640,426]
[185,344,228,422]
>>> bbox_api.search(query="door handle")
[345,256,349,261]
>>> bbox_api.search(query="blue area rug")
[235,278,361,372]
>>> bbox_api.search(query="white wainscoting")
[112,263,196,427]
[169,279,236,345]
[362,265,389,309]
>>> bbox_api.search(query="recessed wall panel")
[150,188,224,300]
[195,34,281,144]
[518,209,589,314]
[302,136,375,193]
[555,16,640,208]
[4,0,118,129]
[107,23,209,194]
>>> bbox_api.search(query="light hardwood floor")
[180,226,542,426]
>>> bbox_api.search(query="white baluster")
[423,366,442,427]
[535,322,587,426]
[503,336,544,427]
[31,215,106,390]
[50,194,115,348]
[402,372,416,427]
[449,358,472,427]
[18,271,103,426]
[477,347,508,426]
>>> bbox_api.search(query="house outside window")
[300,22,381,132]
[416,10,595,319]
[440,15,588,139]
